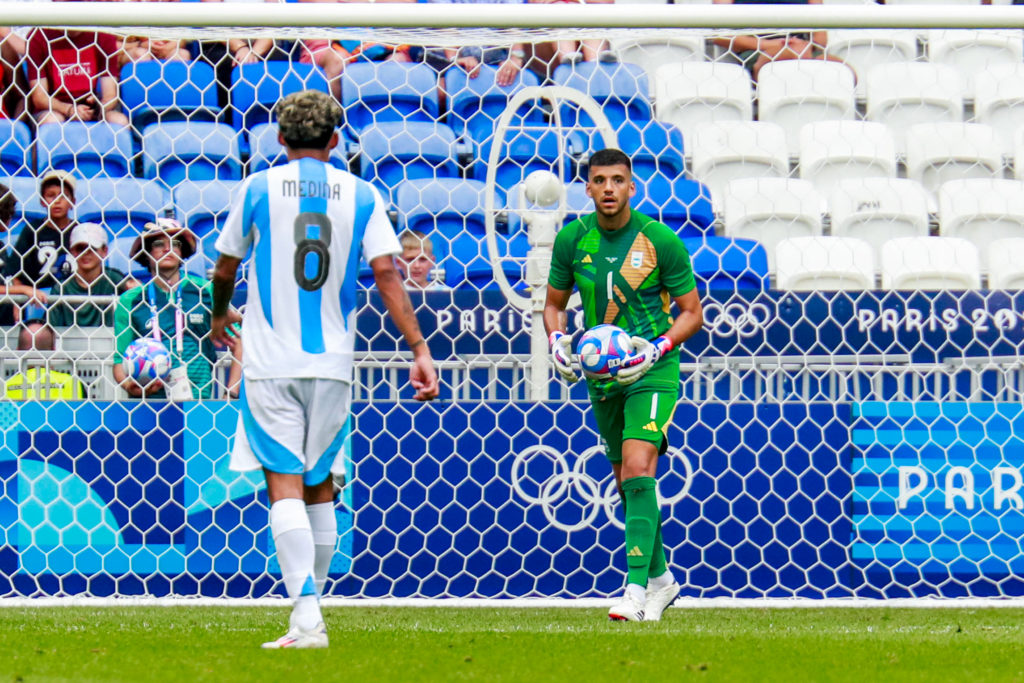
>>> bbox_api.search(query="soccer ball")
[122,337,171,384]
[523,170,562,207]
[576,324,632,381]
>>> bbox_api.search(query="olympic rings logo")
[511,445,693,532]
[702,302,772,338]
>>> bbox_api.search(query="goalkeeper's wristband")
[548,330,567,349]
[653,335,674,354]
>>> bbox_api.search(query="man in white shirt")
[210,90,439,649]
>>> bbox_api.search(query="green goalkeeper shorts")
[590,384,678,464]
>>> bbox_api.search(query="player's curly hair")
[275,90,343,151]
[0,183,15,229]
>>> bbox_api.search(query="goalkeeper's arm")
[543,284,578,384]
[617,289,704,385]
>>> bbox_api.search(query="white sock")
[649,570,675,590]
[306,502,337,596]
[269,498,321,631]
[626,583,646,604]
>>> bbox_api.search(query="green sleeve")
[651,225,696,297]
[113,290,138,363]
[547,220,580,291]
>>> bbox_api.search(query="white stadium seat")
[825,30,918,100]
[937,178,1024,270]
[611,36,705,95]
[690,121,790,206]
[756,60,857,154]
[865,62,963,151]
[828,178,931,257]
[927,30,1024,95]
[654,62,753,143]
[798,121,897,199]
[905,122,1004,198]
[974,64,1024,151]
[987,238,1024,289]
[1011,126,1024,181]
[881,236,981,290]
[776,236,876,291]
[722,177,824,270]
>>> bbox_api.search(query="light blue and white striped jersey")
[216,158,400,382]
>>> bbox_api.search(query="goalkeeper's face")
[586,164,635,221]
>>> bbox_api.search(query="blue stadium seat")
[683,236,769,292]
[142,122,243,188]
[108,235,147,281]
[36,122,133,178]
[552,62,652,130]
[474,127,577,194]
[447,64,543,147]
[0,120,32,177]
[1,176,46,229]
[342,62,439,136]
[119,60,219,129]
[173,179,240,238]
[634,177,715,238]
[248,122,348,172]
[75,178,171,236]
[573,121,685,199]
[358,122,459,202]
[457,231,527,289]
[230,62,330,135]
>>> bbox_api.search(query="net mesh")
[2,20,1024,600]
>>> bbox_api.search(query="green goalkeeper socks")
[622,476,660,587]
[649,510,667,579]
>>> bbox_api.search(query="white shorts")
[230,378,352,486]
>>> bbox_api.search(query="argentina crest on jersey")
[631,251,643,268]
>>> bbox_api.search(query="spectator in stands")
[524,0,614,81]
[396,230,447,290]
[120,35,192,67]
[4,320,85,400]
[711,0,845,81]
[112,218,241,399]
[48,222,139,329]
[5,171,77,297]
[27,27,129,125]
[0,183,48,326]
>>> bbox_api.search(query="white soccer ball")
[523,170,562,207]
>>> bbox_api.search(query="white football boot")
[261,621,329,649]
[608,588,646,622]
[644,580,680,622]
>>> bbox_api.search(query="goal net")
[2,2,1024,601]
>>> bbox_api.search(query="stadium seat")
[1,176,47,232]
[756,60,857,154]
[247,122,348,172]
[457,231,528,290]
[608,121,685,201]
[610,36,706,96]
[447,64,543,147]
[722,177,824,270]
[937,178,1024,270]
[690,121,789,205]
[776,236,875,291]
[975,64,1024,150]
[230,62,329,134]
[828,178,930,258]
[633,177,715,238]
[654,62,753,143]
[905,122,1003,197]
[0,120,32,177]
[342,62,440,136]
[108,235,147,281]
[173,179,240,238]
[75,178,172,236]
[987,238,1024,289]
[798,121,897,199]
[682,235,770,292]
[881,236,981,289]
[474,126,575,194]
[824,30,918,100]
[552,62,653,130]
[36,122,133,178]
[927,29,1024,95]
[865,62,963,151]
[358,122,459,202]
[142,122,243,188]
[119,60,219,129]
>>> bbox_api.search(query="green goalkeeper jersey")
[548,209,696,392]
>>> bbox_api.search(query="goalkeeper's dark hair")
[0,183,14,229]
[588,148,632,175]
[275,90,342,151]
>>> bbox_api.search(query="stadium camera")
[523,170,563,208]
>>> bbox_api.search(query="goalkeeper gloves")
[616,335,673,386]
[548,331,579,384]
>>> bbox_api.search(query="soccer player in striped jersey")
[210,90,439,649]
[544,148,704,622]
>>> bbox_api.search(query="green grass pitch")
[2,606,1024,682]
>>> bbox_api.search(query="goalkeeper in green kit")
[543,148,704,622]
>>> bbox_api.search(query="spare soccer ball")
[123,337,171,384]
[523,170,562,207]
[576,324,632,382]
